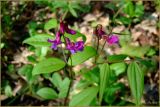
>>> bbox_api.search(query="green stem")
[61,10,73,106]
[113,5,124,21]
[61,44,67,63]
[64,55,73,106]
[96,57,153,64]
[94,36,100,64]
[64,78,73,105]
[62,10,69,20]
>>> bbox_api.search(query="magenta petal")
[65,38,71,49]
[66,38,74,51]
[107,35,119,45]
[60,21,65,34]
[55,31,61,40]
[66,28,76,35]
[54,31,62,44]
[47,39,54,43]
[75,41,84,51]
[48,31,62,50]
[51,43,57,50]
[65,38,71,45]
[98,30,105,36]
[65,38,84,54]
[70,50,76,54]
[93,25,106,39]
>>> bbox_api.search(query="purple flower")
[60,21,76,35]
[47,31,62,50]
[93,24,106,39]
[106,35,119,45]
[60,21,65,34]
[66,38,84,54]
[48,19,83,52]
[65,24,76,35]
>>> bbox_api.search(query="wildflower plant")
[21,1,155,106]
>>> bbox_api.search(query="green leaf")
[104,2,117,11]
[58,77,71,98]
[8,64,14,72]
[99,63,111,105]
[69,4,78,17]
[23,34,54,47]
[43,73,51,79]
[76,80,93,90]
[107,54,127,62]
[27,56,37,63]
[81,66,99,84]
[110,62,126,76]
[104,83,125,104]
[1,43,5,49]
[68,46,97,66]
[40,47,48,58]
[50,73,62,89]
[119,30,131,46]
[135,2,144,17]
[69,86,99,106]
[44,18,57,31]
[147,48,156,56]
[71,3,85,12]
[5,85,13,97]
[118,17,132,25]
[36,87,58,100]
[18,64,35,84]
[121,45,150,57]
[32,58,66,75]
[139,59,153,67]
[127,61,144,105]
[64,32,86,43]
[52,1,68,9]
[124,1,135,17]
[18,65,32,76]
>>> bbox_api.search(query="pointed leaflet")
[107,54,127,62]
[50,73,63,89]
[32,58,65,75]
[69,86,99,106]
[120,45,150,57]
[23,34,54,47]
[44,18,57,31]
[127,61,144,105]
[99,63,111,105]
[110,62,127,76]
[68,46,97,66]
[68,4,78,17]
[36,87,58,100]
[58,77,71,98]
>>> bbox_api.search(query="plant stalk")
[94,36,100,64]
[64,55,73,106]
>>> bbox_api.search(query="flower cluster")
[93,24,119,45]
[48,20,84,54]
[48,21,118,54]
